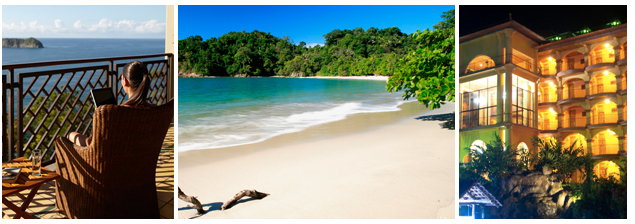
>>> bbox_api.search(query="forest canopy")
[178,26,421,77]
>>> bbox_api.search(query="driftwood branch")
[221,189,269,210]
[178,187,205,214]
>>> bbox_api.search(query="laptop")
[90,88,117,108]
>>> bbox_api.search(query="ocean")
[2,38,165,107]
[2,38,165,74]
[178,77,414,151]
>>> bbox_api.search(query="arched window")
[562,78,585,99]
[465,55,495,73]
[563,105,586,128]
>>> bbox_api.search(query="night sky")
[459,5,627,38]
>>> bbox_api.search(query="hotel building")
[459,21,627,182]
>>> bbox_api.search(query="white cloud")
[3,18,166,36]
[306,43,322,48]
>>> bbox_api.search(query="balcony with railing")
[512,54,533,71]
[538,93,557,103]
[562,117,587,128]
[464,55,496,74]
[589,74,617,95]
[592,144,620,155]
[590,114,619,125]
[560,52,586,72]
[589,47,615,66]
[2,53,175,219]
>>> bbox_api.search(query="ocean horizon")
[178,77,414,151]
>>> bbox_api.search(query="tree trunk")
[221,189,269,210]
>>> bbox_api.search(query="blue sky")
[2,5,166,38]
[179,5,454,46]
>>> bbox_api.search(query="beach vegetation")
[178,26,418,77]
[386,9,454,109]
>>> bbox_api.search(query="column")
[614,46,621,63]
[497,69,505,124]
[556,59,563,73]
[617,104,624,122]
[557,113,563,129]
[585,80,591,95]
[618,136,625,154]
[504,67,513,123]
[587,138,593,156]
[584,52,590,67]
[616,74,623,91]
[586,109,592,126]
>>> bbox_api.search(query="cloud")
[3,18,166,36]
[306,43,322,48]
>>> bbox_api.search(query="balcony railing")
[563,89,586,99]
[512,54,533,71]
[465,59,495,74]
[620,48,627,60]
[539,66,556,75]
[2,53,174,166]
[538,93,557,103]
[592,144,620,155]
[561,60,586,70]
[562,117,587,128]
[589,54,615,65]
[538,119,558,130]
[590,114,619,125]
[590,83,617,95]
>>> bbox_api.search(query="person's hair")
[121,61,150,107]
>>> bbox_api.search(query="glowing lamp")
[605,43,610,48]
[604,71,608,76]
[549,108,555,113]
[548,57,553,61]
[605,99,610,104]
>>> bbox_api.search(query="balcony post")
[504,66,514,123]
[583,52,590,67]
[617,104,624,122]
[556,59,562,73]
[496,69,505,124]
[16,74,23,158]
[618,136,625,154]
[7,69,15,161]
[614,46,620,63]
[586,109,592,126]
[586,138,593,155]
[585,80,591,96]
[557,112,563,130]
[616,74,623,91]
[557,86,563,101]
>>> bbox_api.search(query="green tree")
[386,9,455,109]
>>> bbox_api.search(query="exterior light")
[605,99,610,104]
[605,43,610,48]
[480,64,483,66]
[548,57,553,61]
[549,108,555,113]
[604,71,609,76]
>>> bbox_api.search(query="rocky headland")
[2,38,44,48]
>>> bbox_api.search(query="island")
[2,37,44,48]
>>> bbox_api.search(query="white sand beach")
[177,102,455,219]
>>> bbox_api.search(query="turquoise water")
[178,77,412,151]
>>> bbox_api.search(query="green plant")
[386,9,455,109]
[463,133,518,188]
[529,136,586,183]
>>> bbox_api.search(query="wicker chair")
[54,100,173,219]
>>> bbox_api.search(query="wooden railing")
[2,53,174,165]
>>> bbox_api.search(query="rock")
[2,38,44,48]
[542,166,553,175]
[178,72,204,77]
[288,71,305,77]
[487,170,572,218]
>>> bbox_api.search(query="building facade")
[459,21,627,182]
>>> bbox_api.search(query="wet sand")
[178,101,455,219]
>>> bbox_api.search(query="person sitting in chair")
[67,60,155,147]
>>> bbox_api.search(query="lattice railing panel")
[18,65,109,163]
